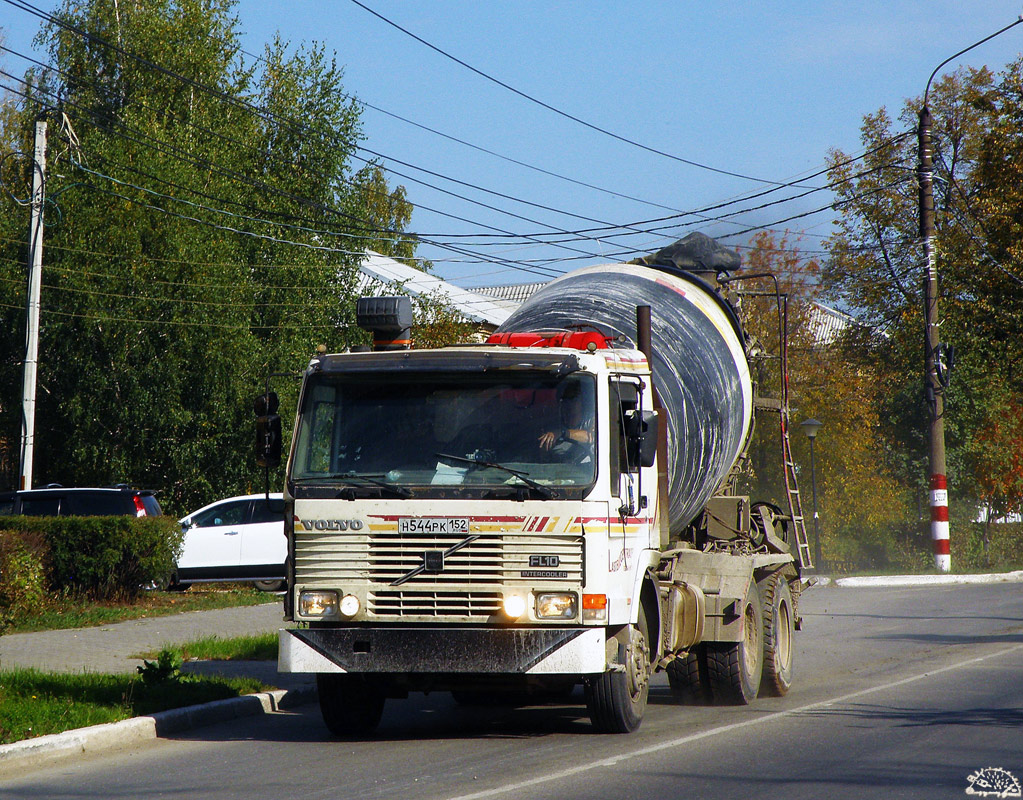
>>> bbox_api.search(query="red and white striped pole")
[930,473,950,572]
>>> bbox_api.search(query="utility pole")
[19,116,47,491]
[918,105,950,573]
[914,16,1023,572]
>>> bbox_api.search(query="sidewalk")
[814,569,1023,588]
[0,601,302,681]
[0,600,316,777]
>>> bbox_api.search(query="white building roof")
[807,302,855,347]
[358,251,513,327]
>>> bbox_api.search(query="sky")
[2,1,1023,289]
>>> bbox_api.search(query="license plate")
[399,517,470,534]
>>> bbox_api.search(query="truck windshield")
[291,372,597,497]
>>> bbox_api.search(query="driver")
[539,383,594,457]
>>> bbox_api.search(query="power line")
[347,0,823,189]
[0,6,916,283]
[1,32,894,263]
[0,70,576,280]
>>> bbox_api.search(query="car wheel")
[254,580,285,592]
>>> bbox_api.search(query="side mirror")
[254,391,282,469]
[638,410,659,468]
[623,409,659,469]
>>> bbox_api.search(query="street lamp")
[800,418,823,571]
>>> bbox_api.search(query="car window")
[191,500,250,528]
[249,497,285,524]
[20,496,61,516]
[139,495,163,516]
[66,492,131,516]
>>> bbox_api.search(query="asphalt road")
[4,581,1022,800]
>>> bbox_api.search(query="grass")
[0,666,269,745]
[7,585,277,634]
[0,633,281,746]
[136,633,278,662]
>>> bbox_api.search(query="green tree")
[0,0,450,513]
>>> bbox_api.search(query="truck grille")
[369,590,504,617]
[296,536,585,593]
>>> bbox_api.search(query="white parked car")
[173,493,287,592]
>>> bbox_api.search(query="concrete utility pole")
[19,117,47,491]
[917,105,950,572]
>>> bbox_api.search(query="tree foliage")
[738,232,917,569]
[0,1,460,514]
[823,60,1023,537]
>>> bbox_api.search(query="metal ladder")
[739,282,813,571]
[780,406,813,570]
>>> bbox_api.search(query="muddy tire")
[316,674,385,737]
[705,581,763,704]
[585,603,651,733]
[666,645,711,705]
[759,574,795,696]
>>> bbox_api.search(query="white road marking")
[444,643,1023,800]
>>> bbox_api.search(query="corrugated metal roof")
[358,252,513,327]
[807,302,854,346]
[469,282,548,304]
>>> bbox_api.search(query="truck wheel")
[759,574,794,696]
[705,581,763,704]
[666,645,711,705]
[316,674,385,737]
[585,604,651,733]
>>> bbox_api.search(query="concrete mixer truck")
[264,240,812,735]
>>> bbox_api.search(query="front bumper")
[279,626,608,675]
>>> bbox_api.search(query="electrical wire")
[0,32,908,265]
[0,10,886,251]
[0,4,924,285]
[347,0,823,189]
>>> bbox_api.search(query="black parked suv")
[0,485,162,517]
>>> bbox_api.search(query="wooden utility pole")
[913,16,1023,571]
[918,106,950,572]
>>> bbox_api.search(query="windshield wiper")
[293,473,413,498]
[434,452,557,499]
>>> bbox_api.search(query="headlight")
[300,590,338,617]
[502,594,527,619]
[536,593,578,619]
[339,593,361,618]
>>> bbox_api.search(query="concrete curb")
[0,684,317,778]
[815,570,1023,588]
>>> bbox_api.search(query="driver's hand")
[539,431,557,450]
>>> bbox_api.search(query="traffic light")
[254,391,281,469]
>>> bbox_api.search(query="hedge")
[0,516,183,604]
